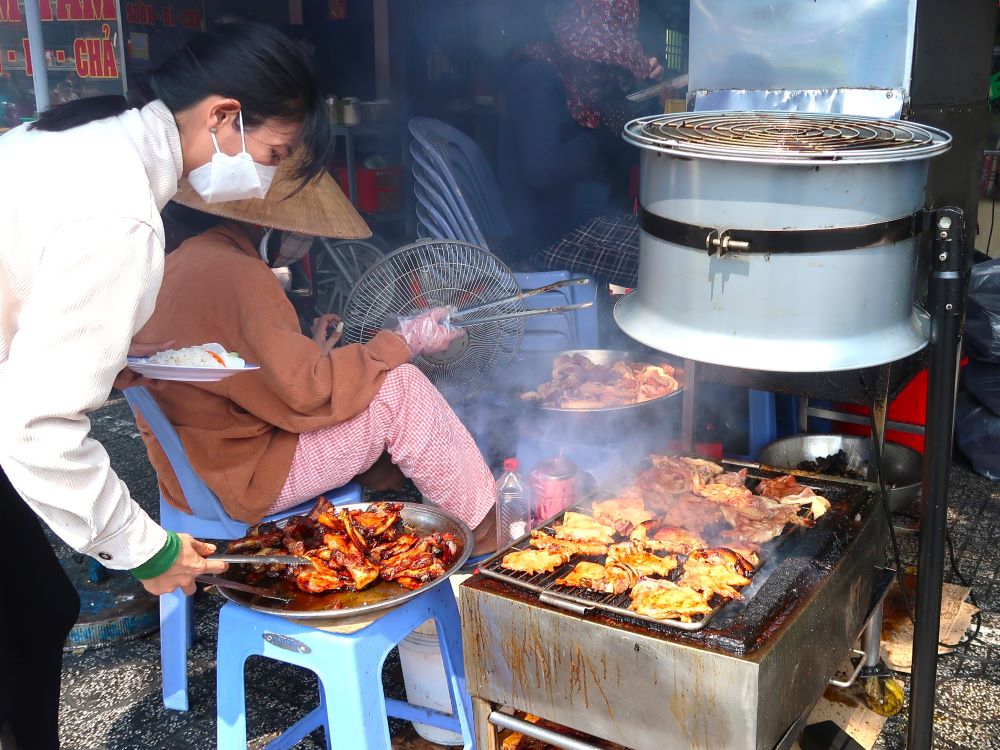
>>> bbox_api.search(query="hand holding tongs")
[450,277,593,327]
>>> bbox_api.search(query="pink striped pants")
[270,364,495,529]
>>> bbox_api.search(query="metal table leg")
[907,207,968,750]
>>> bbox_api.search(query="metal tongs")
[450,277,594,327]
[207,553,311,566]
[196,575,292,603]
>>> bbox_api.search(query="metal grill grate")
[624,111,951,164]
[478,463,871,634]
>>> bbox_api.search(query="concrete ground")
[49,394,1000,749]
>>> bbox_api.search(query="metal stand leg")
[907,207,967,750]
[862,602,884,671]
[680,359,697,454]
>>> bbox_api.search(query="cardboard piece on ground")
[882,576,979,673]
[790,671,888,750]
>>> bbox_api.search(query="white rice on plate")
[145,343,245,369]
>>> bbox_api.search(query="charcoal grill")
[462,464,891,750]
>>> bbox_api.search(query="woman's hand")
[395,307,463,357]
[646,56,664,81]
[311,313,343,353]
[139,534,229,596]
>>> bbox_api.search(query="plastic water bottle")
[496,458,531,549]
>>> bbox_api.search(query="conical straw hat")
[171,153,371,239]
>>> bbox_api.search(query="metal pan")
[214,502,472,619]
[757,434,922,513]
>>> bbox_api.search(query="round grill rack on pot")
[341,240,525,402]
[624,111,951,164]
[616,110,951,372]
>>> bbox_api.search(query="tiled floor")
[51,396,1000,749]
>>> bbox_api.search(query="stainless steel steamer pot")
[615,111,951,372]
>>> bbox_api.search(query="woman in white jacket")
[0,22,332,748]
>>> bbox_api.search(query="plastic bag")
[963,258,1000,362]
[389,306,463,356]
[962,359,1000,416]
[954,392,1000,481]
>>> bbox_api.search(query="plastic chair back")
[410,145,487,246]
[123,386,232,527]
[408,117,512,245]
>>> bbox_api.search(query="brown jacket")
[132,224,411,522]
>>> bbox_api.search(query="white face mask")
[187,112,278,204]
[259,228,314,268]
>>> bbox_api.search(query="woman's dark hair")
[31,22,331,187]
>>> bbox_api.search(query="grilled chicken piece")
[678,547,755,601]
[329,550,380,590]
[309,498,345,531]
[631,521,708,555]
[606,541,678,577]
[641,455,696,495]
[552,512,616,544]
[379,533,458,589]
[661,497,725,534]
[555,561,638,594]
[226,522,284,553]
[720,500,811,544]
[369,534,421,563]
[687,547,755,577]
[628,578,713,622]
[716,541,760,568]
[282,515,324,553]
[529,531,608,557]
[295,556,354,593]
[679,456,724,480]
[590,496,654,535]
[776,489,831,519]
[712,468,748,488]
[692,472,755,508]
[755,474,806,499]
[501,547,571,575]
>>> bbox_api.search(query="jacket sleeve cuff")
[365,330,413,368]
[130,531,181,579]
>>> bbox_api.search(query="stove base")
[461,499,887,750]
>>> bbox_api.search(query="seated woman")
[131,159,496,552]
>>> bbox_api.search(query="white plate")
[127,357,260,382]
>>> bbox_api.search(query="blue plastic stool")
[216,583,474,750]
[123,386,362,711]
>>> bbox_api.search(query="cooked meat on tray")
[590,496,655,534]
[521,353,679,409]
[529,530,609,557]
[606,541,678,577]
[630,522,708,555]
[628,578,714,622]
[555,561,638,594]
[679,548,755,600]
[225,500,461,594]
[501,546,572,574]
[552,512,617,544]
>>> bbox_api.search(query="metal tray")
[478,464,828,632]
[215,502,472,619]
[523,349,683,415]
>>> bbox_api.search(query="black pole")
[906,206,967,750]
